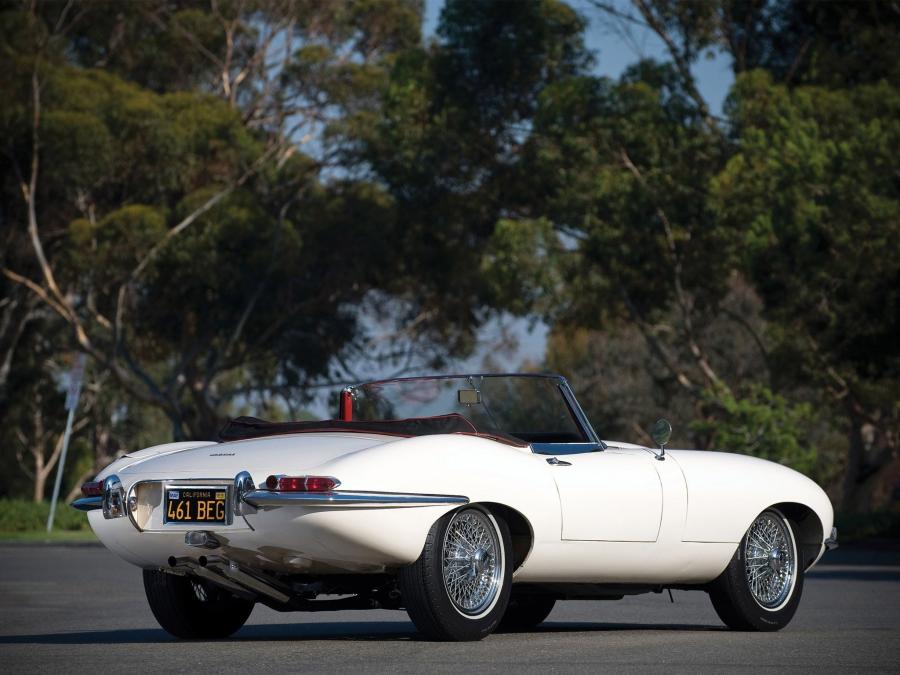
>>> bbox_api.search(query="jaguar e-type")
[74,374,836,641]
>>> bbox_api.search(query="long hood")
[109,432,398,486]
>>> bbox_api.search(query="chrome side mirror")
[650,419,672,461]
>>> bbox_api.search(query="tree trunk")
[33,455,46,503]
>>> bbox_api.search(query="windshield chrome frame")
[347,373,605,452]
[557,378,606,450]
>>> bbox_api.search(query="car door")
[548,447,663,542]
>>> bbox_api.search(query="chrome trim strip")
[825,526,838,551]
[242,490,469,508]
[71,496,102,511]
[558,379,606,449]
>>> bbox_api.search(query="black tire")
[143,569,254,639]
[709,508,804,631]
[497,593,556,632]
[399,506,513,641]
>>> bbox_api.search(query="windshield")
[345,374,591,444]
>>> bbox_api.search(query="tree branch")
[619,146,728,394]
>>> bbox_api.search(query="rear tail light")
[265,475,340,492]
[81,480,103,497]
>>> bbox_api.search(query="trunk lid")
[117,431,398,481]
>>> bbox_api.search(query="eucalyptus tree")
[1,0,424,467]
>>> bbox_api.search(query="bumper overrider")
[71,470,469,523]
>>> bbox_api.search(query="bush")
[0,499,91,532]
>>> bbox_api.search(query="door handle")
[546,457,572,466]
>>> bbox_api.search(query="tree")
[1,0,426,443]
[712,71,900,508]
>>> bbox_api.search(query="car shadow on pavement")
[0,620,728,645]
[518,622,725,634]
[0,622,418,644]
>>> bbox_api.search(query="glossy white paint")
[86,428,834,585]
[551,448,663,541]
[670,449,834,544]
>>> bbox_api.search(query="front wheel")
[709,508,804,631]
[399,506,512,641]
[143,569,255,639]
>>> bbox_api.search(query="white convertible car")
[74,373,836,641]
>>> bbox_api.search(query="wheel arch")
[770,501,824,571]
[473,502,534,572]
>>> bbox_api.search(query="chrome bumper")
[242,489,469,508]
[825,526,838,551]
[71,496,102,511]
[71,469,469,516]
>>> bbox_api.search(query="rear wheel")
[399,506,512,641]
[497,593,556,632]
[709,509,803,631]
[143,569,254,639]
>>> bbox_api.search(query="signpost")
[46,353,87,533]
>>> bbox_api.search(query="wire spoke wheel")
[743,512,796,609]
[442,510,503,616]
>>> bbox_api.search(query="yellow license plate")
[165,487,228,524]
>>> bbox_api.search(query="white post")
[46,354,86,533]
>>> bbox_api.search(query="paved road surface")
[1,544,898,673]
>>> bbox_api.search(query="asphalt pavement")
[1,543,898,673]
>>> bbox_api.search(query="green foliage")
[712,70,900,412]
[481,218,562,315]
[0,500,91,532]
[2,0,898,516]
[691,386,818,476]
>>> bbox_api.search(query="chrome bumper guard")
[825,526,838,551]
[69,474,126,518]
[71,496,102,512]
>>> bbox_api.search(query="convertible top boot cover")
[217,414,527,446]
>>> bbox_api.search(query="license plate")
[164,487,229,524]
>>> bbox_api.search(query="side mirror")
[650,418,672,461]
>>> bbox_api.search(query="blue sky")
[424,0,734,116]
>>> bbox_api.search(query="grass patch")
[0,499,91,532]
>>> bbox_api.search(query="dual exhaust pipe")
[168,552,291,605]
